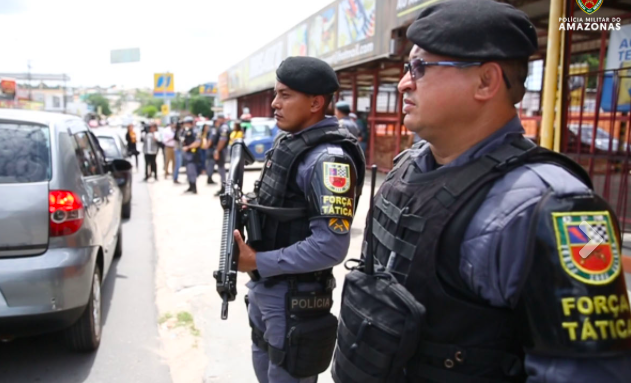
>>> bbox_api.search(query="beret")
[335,101,351,113]
[276,56,340,95]
[406,0,538,60]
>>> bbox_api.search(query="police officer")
[335,101,360,138]
[333,1,631,382]
[232,56,366,383]
[212,113,230,197]
[204,120,218,185]
[181,116,201,194]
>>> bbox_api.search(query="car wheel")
[114,227,123,259]
[122,201,131,219]
[64,265,102,352]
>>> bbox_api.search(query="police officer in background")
[206,113,230,196]
[333,1,631,382]
[181,116,201,194]
[335,101,360,138]
[232,56,365,383]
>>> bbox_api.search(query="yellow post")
[553,3,567,153]
[540,0,565,150]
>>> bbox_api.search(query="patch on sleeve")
[323,162,351,193]
[326,146,344,156]
[321,195,354,218]
[552,211,622,285]
[328,218,350,234]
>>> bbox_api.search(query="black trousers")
[145,154,157,179]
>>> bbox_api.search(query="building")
[218,0,631,236]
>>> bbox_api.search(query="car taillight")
[49,190,84,237]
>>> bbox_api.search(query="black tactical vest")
[252,123,365,253]
[369,137,592,382]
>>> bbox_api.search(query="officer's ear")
[310,95,328,115]
[473,62,504,102]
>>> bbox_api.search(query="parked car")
[567,123,631,153]
[95,128,133,218]
[243,117,279,162]
[0,109,131,351]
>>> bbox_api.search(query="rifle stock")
[213,139,255,320]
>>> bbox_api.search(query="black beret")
[276,56,339,95]
[406,0,538,60]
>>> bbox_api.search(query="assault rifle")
[213,139,257,320]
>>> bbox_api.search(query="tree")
[189,95,213,118]
[140,105,158,118]
[86,94,112,116]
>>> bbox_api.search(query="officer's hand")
[214,151,220,161]
[233,230,257,272]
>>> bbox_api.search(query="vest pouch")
[332,270,426,383]
[284,312,338,378]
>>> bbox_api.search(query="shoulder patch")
[552,211,622,285]
[328,218,350,234]
[323,162,351,194]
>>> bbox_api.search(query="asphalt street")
[0,174,171,383]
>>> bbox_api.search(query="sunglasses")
[403,58,512,89]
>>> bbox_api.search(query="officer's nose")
[398,71,415,94]
[272,94,284,110]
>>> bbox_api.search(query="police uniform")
[246,57,366,383]
[332,1,631,383]
[335,101,360,138]
[182,118,201,193]
[212,119,230,196]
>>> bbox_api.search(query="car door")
[71,130,115,264]
[87,131,119,265]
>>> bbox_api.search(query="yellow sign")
[161,104,169,115]
[154,73,174,97]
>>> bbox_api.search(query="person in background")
[335,101,360,138]
[125,124,139,169]
[212,114,230,197]
[349,112,367,154]
[142,123,160,181]
[203,121,218,185]
[229,120,244,145]
[163,122,176,178]
[181,116,201,194]
[173,122,183,184]
[198,124,210,176]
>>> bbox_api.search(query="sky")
[1,0,333,91]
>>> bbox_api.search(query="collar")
[291,116,339,137]
[415,116,525,172]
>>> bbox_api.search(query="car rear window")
[97,136,120,158]
[0,121,51,184]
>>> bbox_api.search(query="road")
[0,173,171,383]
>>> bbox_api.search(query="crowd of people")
[123,113,235,195]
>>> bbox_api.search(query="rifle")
[213,139,257,320]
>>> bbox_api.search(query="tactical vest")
[366,137,593,382]
[252,123,365,253]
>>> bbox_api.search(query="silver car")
[0,109,130,351]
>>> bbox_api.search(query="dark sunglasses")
[404,58,512,89]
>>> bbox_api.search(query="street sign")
[110,48,141,64]
[154,73,175,97]
[161,104,170,115]
[199,82,218,96]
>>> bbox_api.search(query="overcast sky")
[1,0,333,91]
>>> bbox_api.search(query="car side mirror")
[106,159,132,173]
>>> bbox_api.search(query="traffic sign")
[154,73,175,97]
[161,104,170,115]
